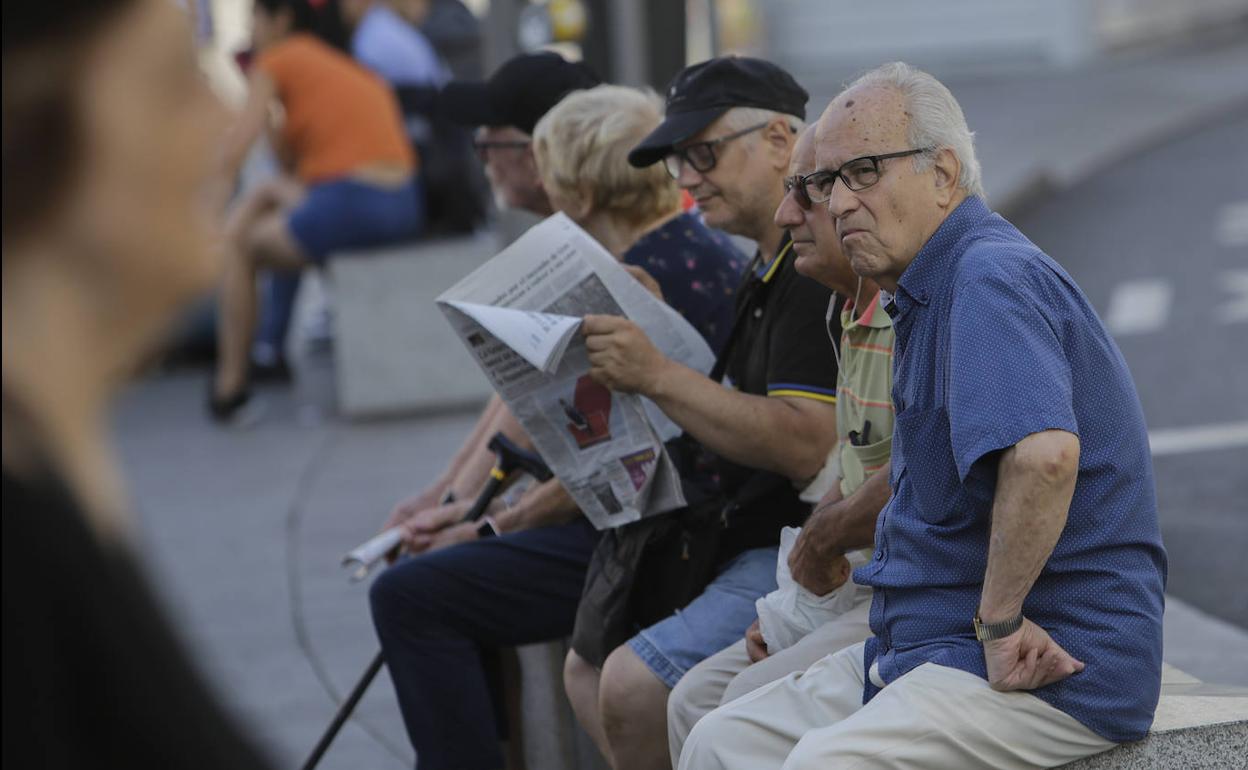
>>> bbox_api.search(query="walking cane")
[302,432,553,770]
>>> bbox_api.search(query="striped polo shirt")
[835,289,896,498]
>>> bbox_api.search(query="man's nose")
[774,191,804,230]
[827,179,859,220]
[675,160,703,190]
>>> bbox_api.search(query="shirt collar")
[754,231,794,283]
[895,196,991,309]
[842,289,892,330]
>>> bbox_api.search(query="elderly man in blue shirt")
[678,61,1166,770]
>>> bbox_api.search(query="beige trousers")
[667,593,872,763]
[677,641,1116,770]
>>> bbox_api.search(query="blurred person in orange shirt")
[211,0,423,424]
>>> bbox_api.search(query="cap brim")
[627,106,730,168]
[438,81,501,128]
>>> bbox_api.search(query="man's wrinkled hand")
[787,502,848,596]
[582,314,670,394]
[398,500,470,554]
[382,485,449,533]
[745,618,770,663]
[982,618,1084,692]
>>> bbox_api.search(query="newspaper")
[438,213,715,529]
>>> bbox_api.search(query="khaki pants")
[678,641,1116,770]
[667,592,872,763]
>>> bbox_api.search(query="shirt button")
[753,308,763,318]
[875,550,884,561]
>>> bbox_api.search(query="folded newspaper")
[438,213,715,529]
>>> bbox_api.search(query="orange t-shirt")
[257,34,415,183]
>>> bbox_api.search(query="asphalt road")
[1013,105,1248,630]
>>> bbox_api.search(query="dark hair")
[2,0,137,248]
[254,0,350,52]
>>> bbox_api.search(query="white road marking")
[1215,270,1248,324]
[1149,422,1248,457]
[1215,201,1248,248]
[1105,279,1172,335]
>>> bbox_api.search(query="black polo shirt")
[713,232,841,538]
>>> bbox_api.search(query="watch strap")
[974,612,1024,641]
[475,515,500,539]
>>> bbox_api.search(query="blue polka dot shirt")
[856,196,1167,743]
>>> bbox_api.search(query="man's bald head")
[811,63,977,290]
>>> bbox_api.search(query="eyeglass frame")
[783,172,816,210]
[662,120,771,180]
[804,148,934,202]
[473,139,531,163]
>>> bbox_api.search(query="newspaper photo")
[438,213,716,529]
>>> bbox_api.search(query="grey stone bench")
[328,235,497,419]
[1059,663,1247,769]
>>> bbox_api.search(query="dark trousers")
[369,518,601,770]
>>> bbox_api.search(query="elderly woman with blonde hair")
[367,83,746,770]
[533,84,745,352]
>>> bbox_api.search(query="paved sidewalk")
[114,30,1248,770]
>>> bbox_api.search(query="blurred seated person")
[3,0,272,765]
[368,82,747,770]
[211,0,422,422]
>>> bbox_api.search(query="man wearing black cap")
[563,57,842,770]
[440,50,599,213]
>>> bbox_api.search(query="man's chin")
[793,252,835,285]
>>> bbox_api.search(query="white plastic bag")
[755,527,866,652]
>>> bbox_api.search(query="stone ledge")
[329,235,497,419]
[1060,668,1248,769]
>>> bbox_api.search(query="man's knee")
[369,560,435,631]
[599,644,664,732]
[563,648,597,702]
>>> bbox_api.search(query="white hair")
[845,62,984,197]
[718,106,805,136]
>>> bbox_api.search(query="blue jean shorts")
[288,176,424,263]
[628,546,778,688]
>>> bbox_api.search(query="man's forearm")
[647,361,836,481]
[813,463,891,552]
[495,478,581,533]
[978,430,1080,622]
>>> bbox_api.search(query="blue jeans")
[255,176,425,358]
[628,546,779,688]
[369,518,600,770]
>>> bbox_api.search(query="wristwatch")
[475,515,500,539]
[973,612,1024,641]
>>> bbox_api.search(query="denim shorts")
[288,176,424,263]
[628,546,778,688]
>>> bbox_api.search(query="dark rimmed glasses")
[663,121,769,180]
[804,148,933,202]
[473,139,530,163]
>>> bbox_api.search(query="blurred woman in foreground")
[2,0,272,765]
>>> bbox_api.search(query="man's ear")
[931,147,962,206]
[762,118,797,170]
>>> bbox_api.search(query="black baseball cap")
[439,52,602,136]
[628,56,808,168]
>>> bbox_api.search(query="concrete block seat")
[327,234,497,419]
[1059,664,1247,769]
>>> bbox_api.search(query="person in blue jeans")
[369,83,748,770]
[250,0,451,379]
[211,0,423,422]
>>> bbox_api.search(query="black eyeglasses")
[473,139,530,163]
[783,172,816,209]
[663,121,769,180]
[805,148,933,202]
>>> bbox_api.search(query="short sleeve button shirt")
[855,196,1167,743]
